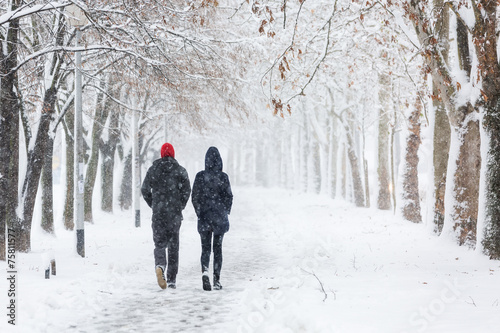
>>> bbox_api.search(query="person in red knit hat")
[141,143,191,289]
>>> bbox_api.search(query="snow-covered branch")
[0,1,71,26]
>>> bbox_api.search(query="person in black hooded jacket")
[191,146,233,290]
[141,142,191,290]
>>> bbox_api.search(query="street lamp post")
[66,4,88,257]
[133,111,141,228]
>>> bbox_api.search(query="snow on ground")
[1,187,500,333]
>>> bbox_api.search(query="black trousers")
[200,231,224,278]
[153,229,179,284]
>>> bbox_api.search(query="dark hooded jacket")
[192,147,233,235]
[141,156,191,232]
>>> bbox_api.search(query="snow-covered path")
[83,187,280,333]
[2,187,500,332]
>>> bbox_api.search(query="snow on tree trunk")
[402,98,422,223]
[277,131,292,188]
[483,102,500,258]
[432,2,450,231]
[292,122,301,191]
[41,134,55,233]
[308,108,323,195]
[432,100,450,225]
[101,111,119,213]
[17,87,58,252]
[328,115,338,199]
[300,112,308,193]
[432,95,450,233]
[377,72,392,210]
[469,1,500,259]
[84,82,110,223]
[16,10,67,251]
[406,0,481,242]
[101,160,113,212]
[362,125,370,208]
[341,143,347,199]
[279,131,287,188]
[311,135,321,194]
[343,121,365,207]
[119,150,133,210]
[390,110,397,213]
[63,108,75,230]
[431,0,450,232]
[451,112,481,247]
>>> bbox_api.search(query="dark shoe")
[202,273,212,291]
[167,282,176,289]
[213,274,222,290]
[213,280,222,290]
[156,266,167,290]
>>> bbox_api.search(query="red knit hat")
[161,143,175,158]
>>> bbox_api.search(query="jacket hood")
[205,147,223,172]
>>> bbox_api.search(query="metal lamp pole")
[133,110,141,228]
[67,4,88,257]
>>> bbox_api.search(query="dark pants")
[153,229,179,284]
[200,231,224,279]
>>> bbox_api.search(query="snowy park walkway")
[2,187,500,332]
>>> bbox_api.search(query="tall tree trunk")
[101,111,119,213]
[16,12,65,251]
[328,114,338,198]
[377,72,392,210]
[433,2,452,233]
[119,150,133,210]
[278,131,287,188]
[408,0,481,245]
[300,112,308,192]
[288,128,295,189]
[432,98,450,233]
[41,135,55,233]
[472,0,500,259]
[341,143,347,199]
[0,0,21,260]
[343,119,365,207]
[309,106,322,194]
[63,108,75,230]
[451,1,496,250]
[0,81,19,258]
[451,108,481,246]
[390,110,397,213]
[311,136,321,194]
[377,113,391,210]
[17,87,58,252]
[402,98,422,223]
[483,100,500,258]
[362,121,370,208]
[364,159,370,208]
[84,82,110,222]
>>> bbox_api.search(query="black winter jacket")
[141,156,191,232]
[192,147,233,235]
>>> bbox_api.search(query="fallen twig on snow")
[301,269,328,302]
